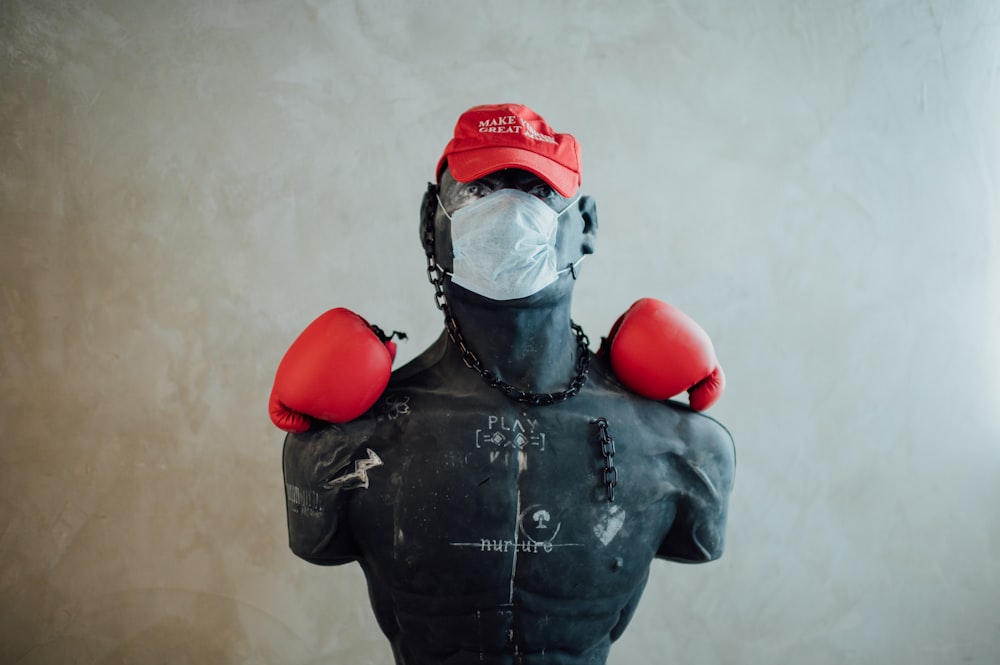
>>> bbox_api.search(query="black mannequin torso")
[283,338,734,664]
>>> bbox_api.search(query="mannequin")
[277,103,735,664]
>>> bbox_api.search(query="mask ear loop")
[558,194,584,280]
[435,194,453,221]
[559,254,586,280]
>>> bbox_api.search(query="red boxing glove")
[603,298,725,411]
[269,308,401,432]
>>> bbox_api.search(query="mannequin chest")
[348,387,678,599]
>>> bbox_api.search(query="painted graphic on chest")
[475,413,548,462]
[451,502,582,554]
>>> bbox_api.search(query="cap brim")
[446,146,579,198]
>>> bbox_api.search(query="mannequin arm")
[281,416,380,565]
[656,413,736,563]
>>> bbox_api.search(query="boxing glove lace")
[602,298,725,411]
[269,308,403,432]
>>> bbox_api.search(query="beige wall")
[3,1,999,663]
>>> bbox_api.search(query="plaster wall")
[2,1,999,663]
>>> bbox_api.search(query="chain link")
[422,183,591,407]
[594,417,617,502]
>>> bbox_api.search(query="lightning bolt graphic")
[324,448,383,491]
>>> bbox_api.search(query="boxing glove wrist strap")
[422,182,591,406]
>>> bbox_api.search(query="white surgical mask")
[437,189,584,301]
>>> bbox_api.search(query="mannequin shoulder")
[590,355,734,456]
[283,412,380,466]
[671,404,734,453]
[630,397,735,467]
[387,333,450,386]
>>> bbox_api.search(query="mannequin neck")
[442,284,586,396]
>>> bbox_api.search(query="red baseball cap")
[436,103,582,198]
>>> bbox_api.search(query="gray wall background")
[2,1,999,663]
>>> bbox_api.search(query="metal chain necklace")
[421,183,591,407]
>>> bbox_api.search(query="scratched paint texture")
[1,0,999,663]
